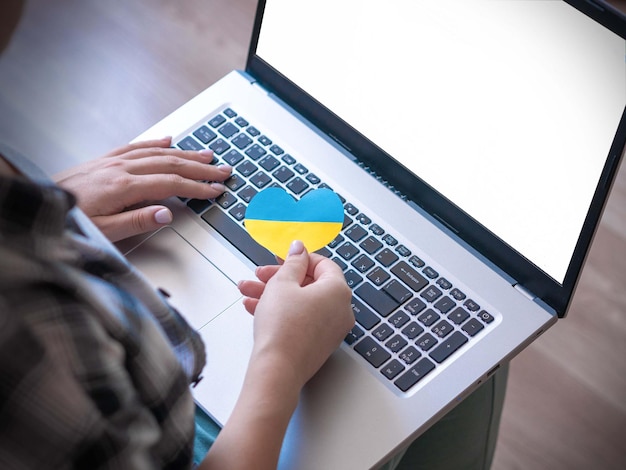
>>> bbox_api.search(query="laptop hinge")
[513,283,536,301]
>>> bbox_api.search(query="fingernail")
[155,208,173,224]
[161,136,172,141]
[218,164,232,173]
[210,182,226,192]
[199,149,213,156]
[288,240,305,256]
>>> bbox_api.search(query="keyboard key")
[383,279,412,303]
[381,359,405,380]
[306,173,320,184]
[281,154,296,164]
[461,318,484,336]
[448,307,470,325]
[369,224,385,236]
[423,266,439,279]
[294,163,308,174]
[354,336,391,368]
[209,115,226,128]
[246,126,260,137]
[177,136,204,151]
[236,160,258,177]
[259,155,280,171]
[270,144,284,154]
[375,248,399,267]
[373,324,394,342]
[224,174,246,191]
[228,203,247,221]
[344,203,359,215]
[391,261,428,292]
[382,234,398,246]
[201,207,276,266]
[401,321,424,340]
[351,297,380,330]
[399,346,421,364]
[431,319,454,338]
[332,257,348,271]
[351,254,375,273]
[416,332,437,351]
[464,299,481,312]
[223,108,237,118]
[234,116,248,127]
[360,236,383,254]
[404,297,427,315]
[344,325,365,345]
[193,125,217,144]
[238,185,258,203]
[417,309,440,326]
[356,213,371,225]
[394,358,435,391]
[434,296,456,314]
[386,335,408,353]
[216,192,238,209]
[315,246,332,258]
[344,269,363,288]
[355,282,399,317]
[420,285,442,303]
[437,278,453,290]
[408,255,425,268]
[245,143,266,160]
[388,311,410,328]
[209,138,231,155]
[232,133,253,150]
[187,198,211,214]
[273,166,295,183]
[345,225,368,242]
[250,171,272,189]
[450,288,466,301]
[328,234,344,249]
[286,177,309,194]
[395,245,412,257]
[222,149,244,166]
[478,310,495,324]
[366,267,390,286]
[259,135,273,146]
[336,242,359,260]
[429,331,468,363]
[219,122,239,138]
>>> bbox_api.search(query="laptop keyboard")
[177,107,497,393]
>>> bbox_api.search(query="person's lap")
[193,364,509,469]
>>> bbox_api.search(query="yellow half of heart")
[244,219,343,259]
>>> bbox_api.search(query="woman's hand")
[54,137,231,242]
[238,240,355,389]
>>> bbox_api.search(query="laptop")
[119,0,626,468]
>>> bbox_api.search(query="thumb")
[92,205,173,242]
[276,240,309,285]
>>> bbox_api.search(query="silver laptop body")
[121,1,626,468]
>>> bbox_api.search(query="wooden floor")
[1,1,624,468]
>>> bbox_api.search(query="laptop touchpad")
[125,227,242,330]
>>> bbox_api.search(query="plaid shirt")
[0,146,206,470]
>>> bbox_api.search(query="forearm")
[198,350,302,470]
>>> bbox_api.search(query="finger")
[104,137,172,157]
[254,265,281,283]
[124,155,232,182]
[242,297,259,315]
[115,174,228,206]
[237,279,267,299]
[110,145,216,166]
[273,240,309,286]
[92,205,173,242]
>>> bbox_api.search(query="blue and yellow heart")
[244,187,344,259]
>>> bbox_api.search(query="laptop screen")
[253,1,626,290]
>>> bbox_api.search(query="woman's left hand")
[54,137,231,242]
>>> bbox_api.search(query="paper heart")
[244,187,344,259]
